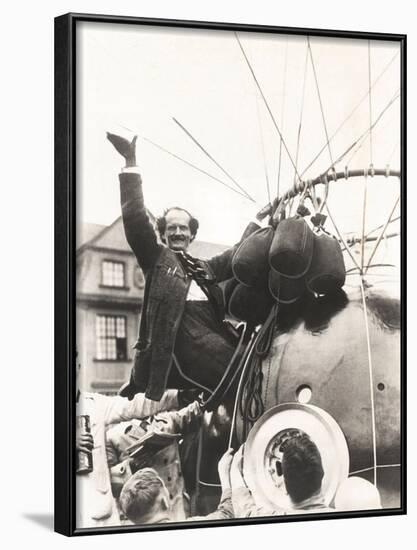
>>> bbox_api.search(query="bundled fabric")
[268,269,306,304]
[232,226,274,287]
[228,282,274,326]
[269,217,314,278]
[305,233,346,295]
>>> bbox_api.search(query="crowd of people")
[76,377,381,527]
[75,132,382,529]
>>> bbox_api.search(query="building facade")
[76,217,146,395]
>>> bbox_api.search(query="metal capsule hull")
[254,278,401,508]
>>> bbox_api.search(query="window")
[96,315,127,360]
[101,260,125,287]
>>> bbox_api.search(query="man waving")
[107,132,268,402]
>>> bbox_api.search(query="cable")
[235,32,301,181]
[277,38,289,198]
[293,41,309,188]
[365,196,400,274]
[308,37,334,168]
[141,136,252,201]
[300,50,399,178]
[172,117,255,202]
[359,278,378,487]
[255,95,271,204]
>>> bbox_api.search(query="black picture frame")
[55,12,406,537]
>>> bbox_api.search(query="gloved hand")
[107,132,137,167]
[118,380,137,400]
[178,388,207,408]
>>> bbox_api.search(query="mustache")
[169,235,186,241]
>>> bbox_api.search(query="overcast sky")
[76,21,401,268]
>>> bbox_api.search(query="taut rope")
[359,277,378,487]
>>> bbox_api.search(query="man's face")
[163,209,193,252]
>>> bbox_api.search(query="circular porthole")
[243,403,350,510]
[296,385,312,404]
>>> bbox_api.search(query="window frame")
[94,313,128,362]
[100,259,128,289]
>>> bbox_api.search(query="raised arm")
[103,389,179,426]
[187,449,235,522]
[230,445,284,518]
[107,132,162,272]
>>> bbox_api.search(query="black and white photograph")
[55,13,404,535]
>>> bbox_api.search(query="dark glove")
[106,132,137,166]
[118,380,137,400]
[178,388,208,408]
[311,212,327,228]
[296,204,311,217]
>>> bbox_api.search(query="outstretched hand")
[106,132,137,167]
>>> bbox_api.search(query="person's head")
[156,207,199,252]
[334,476,382,511]
[281,435,324,505]
[119,468,171,524]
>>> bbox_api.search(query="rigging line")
[343,96,399,167]
[387,141,400,164]
[343,228,400,252]
[365,195,400,274]
[368,41,374,166]
[228,330,259,449]
[346,263,396,274]
[277,38,289,198]
[195,428,221,490]
[325,203,361,271]
[294,41,309,186]
[361,174,369,273]
[366,216,400,238]
[331,90,401,171]
[349,464,401,476]
[141,136,252,201]
[360,42,373,273]
[172,354,213,394]
[234,32,301,181]
[370,232,400,241]
[255,94,271,204]
[172,117,255,202]
[300,50,400,179]
[307,37,334,167]
[359,277,378,488]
